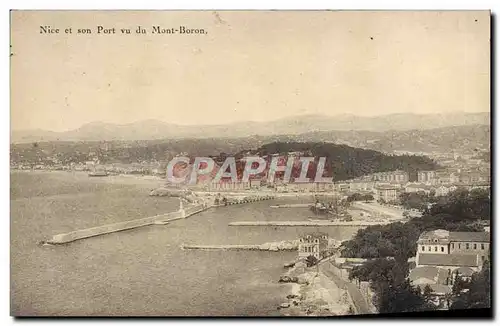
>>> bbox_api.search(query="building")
[371,170,409,183]
[409,266,449,287]
[417,253,481,272]
[408,263,454,308]
[417,170,437,184]
[433,170,461,185]
[415,229,490,272]
[249,179,262,189]
[404,183,433,194]
[335,183,350,192]
[374,185,399,202]
[409,229,490,307]
[349,180,376,192]
[298,232,329,260]
[434,185,458,197]
[207,181,250,191]
[459,171,491,184]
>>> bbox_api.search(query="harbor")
[13,171,395,316]
[42,187,281,245]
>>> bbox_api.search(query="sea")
[10,171,359,316]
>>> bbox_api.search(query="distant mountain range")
[11,112,489,143]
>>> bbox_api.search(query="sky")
[11,11,490,131]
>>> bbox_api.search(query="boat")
[309,202,332,215]
[88,170,109,177]
[88,164,109,177]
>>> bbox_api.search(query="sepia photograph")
[9,10,491,317]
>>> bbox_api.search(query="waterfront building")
[298,232,329,260]
[249,178,262,189]
[207,181,251,191]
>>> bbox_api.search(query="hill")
[11,112,489,143]
[240,142,439,181]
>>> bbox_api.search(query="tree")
[347,193,374,203]
[422,284,434,302]
[451,260,490,310]
[305,255,319,267]
[452,275,470,296]
[377,280,435,313]
[444,292,453,309]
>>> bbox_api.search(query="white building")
[298,232,329,260]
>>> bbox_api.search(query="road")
[351,201,405,220]
[320,262,372,315]
[229,221,392,227]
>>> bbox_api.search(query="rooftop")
[449,232,490,243]
[418,229,450,242]
[418,230,490,243]
[299,231,329,239]
[409,266,448,285]
[418,253,479,267]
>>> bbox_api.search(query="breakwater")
[182,240,298,251]
[45,203,208,244]
[182,244,263,250]
[214,195,275,206]
[229,220,392,227]
[270,203,312,208]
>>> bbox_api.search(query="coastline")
[278,259,352,316]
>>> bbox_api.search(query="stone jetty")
[44,201,208,244]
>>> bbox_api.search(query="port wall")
[49,203,206,244]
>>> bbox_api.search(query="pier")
[210,195,275,207]
[182,240,298,251]
[270,203,312,208]
[43,194,279,245]
[45,200,209,244]
[223,195,275,205]
[182,244,264,251]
